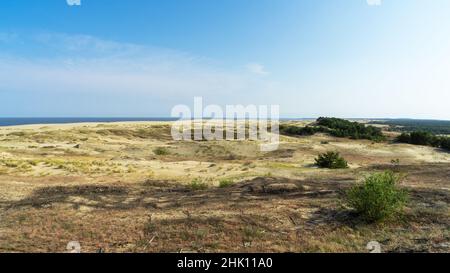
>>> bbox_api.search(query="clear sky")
[1,0,449,119]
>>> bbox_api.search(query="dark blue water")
[0,117,178,127]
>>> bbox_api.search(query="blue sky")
[1,0,450,119]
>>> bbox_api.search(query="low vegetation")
[189,179,209,190]
[345,172,408,222]
[315,151,348,169]
[280,125,319,136]
[0,121,448,253]
[218,179,234,188]
[153,147,170,156]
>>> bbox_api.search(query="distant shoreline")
[0,117,315,127]
[2,117,449,127]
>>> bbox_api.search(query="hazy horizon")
[1,117,449,121]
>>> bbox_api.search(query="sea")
[0,117,178,127]
[0,117,315,127]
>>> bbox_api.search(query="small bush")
[390,158,400,165]
[315,151,348,169]
[219,179,234,188]
[410,131,435,146]
[143,222,157,236]
[242,226,264,243]
[396,133,411,144]
[153,147,169,156]
[189,179,208,191]
[346,172,408,222]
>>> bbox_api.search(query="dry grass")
[0,121,449,253]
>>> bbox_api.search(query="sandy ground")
[0,121,448,253]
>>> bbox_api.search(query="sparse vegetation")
[315,151,348,169]
[242,225,264,244]
[189,179,208,190]
[346,172,408,222]
[218,179,234,188]
[0,121,448,253]
[390,159,400,166]
[153,147,170,156]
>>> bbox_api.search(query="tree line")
[370,119,450,135]
[280,117,386,141]
[396,131,450,151]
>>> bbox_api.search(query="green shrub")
[409,131,435,146]
[346,172,408,222]
[189,179,208,191]
[219,179,234,188]
[315,151,348,169]
[396,133,411,144]
[153,147,169,156]
[280,125,320,136]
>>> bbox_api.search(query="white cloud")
[0,32,277,104]
[2,32,449,119]
[66,0,81,6]
[367,0,382,6]
[246,63,269,75]
[32,32,145,55]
